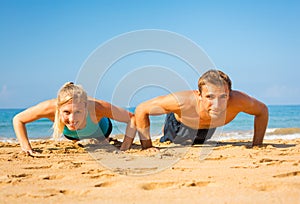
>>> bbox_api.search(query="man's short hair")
[198,70,232,94]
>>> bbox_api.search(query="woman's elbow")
[13,114,22,128]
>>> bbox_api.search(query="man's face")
[200,82,230,119]
[59,101,87,130]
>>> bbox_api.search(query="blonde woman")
[13,82,136,155]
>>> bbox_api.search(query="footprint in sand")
[0,175,13,185]
[204,155,227,160]
[25,189,91,198]
[39,174,64,180]
[89,174,116,179]
[252,183,278,191]
[181,181,211,187]
[213,145,233,150]
[81,169,105,175]
[113,167,159,175]
[59,189,90,196]
[70,162,84,168]
[254,158,286,166]
[1,174,32,185]
[273,171,300,178]
[171,167,193,172]
[81,169,116,179]
[9,173,32,178]
[141,180,210,190]
[26,189,58,198]
[94,181,115,188]
[230,165,259,169]
[23,165,52,169]
[56,160,84,169]
[141,182,176,190]
[256,158,298,167]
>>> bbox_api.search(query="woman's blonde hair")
[52,82,88,139]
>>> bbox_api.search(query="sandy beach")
[1,138,300,204]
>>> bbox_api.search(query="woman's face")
[59,101,87,130]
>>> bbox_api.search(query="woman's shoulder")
[87,98,111,121]
[87,98,111,108]
[37,99,57,109]
[32,99,57,116]
[15,99,56,122]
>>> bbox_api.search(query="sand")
[0,138,300,204]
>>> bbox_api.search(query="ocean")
[0,105,300,142]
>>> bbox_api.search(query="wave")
[213,127,300,141]
[266,127,300,135]
[2,127,300,143]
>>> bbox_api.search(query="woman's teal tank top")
[63,113,112,140]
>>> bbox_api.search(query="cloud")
[263,85,300,104]
[0,85,9,98]
[265,85,299,97]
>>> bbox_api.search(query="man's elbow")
[261,103,269,117]
[256,103,269,123]
[135,103,149,118]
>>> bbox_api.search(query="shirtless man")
[135,69,269,149]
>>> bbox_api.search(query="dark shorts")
[160,113,216,145]
[64,118,113,141]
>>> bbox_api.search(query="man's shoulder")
[167,90,198,102]
[228,90,257,110]
[229,90,249,100]
[170,90,198,97]
[167,90,199,108]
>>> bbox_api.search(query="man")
[135,69,269,149]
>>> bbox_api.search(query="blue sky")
[0,0,299,108]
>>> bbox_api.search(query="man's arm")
[231,91,269,146]
[252,103,269,146]
[135,94,181,149]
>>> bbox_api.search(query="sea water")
[0,105,299,142]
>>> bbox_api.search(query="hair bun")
[63,82,74,87]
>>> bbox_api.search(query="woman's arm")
[93,99,137,151]
[13,99,56,153]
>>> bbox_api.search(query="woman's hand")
[20,149,39,157]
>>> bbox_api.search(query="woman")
[13,82,136,155]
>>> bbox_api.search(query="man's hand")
[142,146,160,152]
